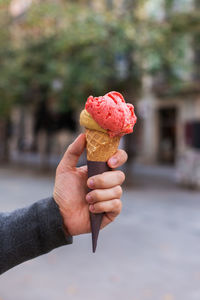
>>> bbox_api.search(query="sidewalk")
[0,165,200,300]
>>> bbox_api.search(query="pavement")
[0,164,200,300]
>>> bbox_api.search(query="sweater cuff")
[36,197,73,254]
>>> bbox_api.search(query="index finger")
[107,149,128,169]
[57,134,86,173]
[87,170,125,189]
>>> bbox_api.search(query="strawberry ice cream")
[85,91,137,137]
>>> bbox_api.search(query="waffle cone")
[85,129,120,162]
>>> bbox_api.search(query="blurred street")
[1,165,200,300]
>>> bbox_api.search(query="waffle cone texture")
[85,129,120,162]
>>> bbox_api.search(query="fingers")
[86,170,124,226]
[107,149,128,169]
[59,134,86,170]
[86,185,122,203]
[89,199,122,217]
[87,170,125,189]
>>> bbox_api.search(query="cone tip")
[92,241,97,253]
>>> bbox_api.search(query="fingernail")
[109,157,118,166]
[88,179,94,188]
[86,194,92,203]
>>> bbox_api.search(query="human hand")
[53,134,127,236]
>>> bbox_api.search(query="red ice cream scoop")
[85,91,137,137]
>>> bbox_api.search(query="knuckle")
[118,171,125,183]
[114,199,122,212]
[124,150,128,159]
[115,185,123,197]
[116,149,128,163]
[121,149,128,162]
[66,144,73,155]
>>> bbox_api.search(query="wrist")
[53,197,72,237]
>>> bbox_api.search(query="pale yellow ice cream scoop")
[80,109,106,134]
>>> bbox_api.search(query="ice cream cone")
[85,129,120,162]
[80,91,137,253]
[85,129,120,252]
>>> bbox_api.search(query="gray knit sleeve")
[0,197,72,275]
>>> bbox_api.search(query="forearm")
[0,198,72,275]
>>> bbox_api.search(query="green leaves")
[0,2,140,115]
[0,0,199,119]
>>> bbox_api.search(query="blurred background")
[0,0,200,299]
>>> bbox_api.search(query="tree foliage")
[0,1,140,117]
[0,0,199,118]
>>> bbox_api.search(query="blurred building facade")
[137,0,200,188]
[3,0,200,187]
[9,102,77,167]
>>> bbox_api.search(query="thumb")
[59,134,86,170]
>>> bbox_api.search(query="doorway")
[158,107,177,164]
